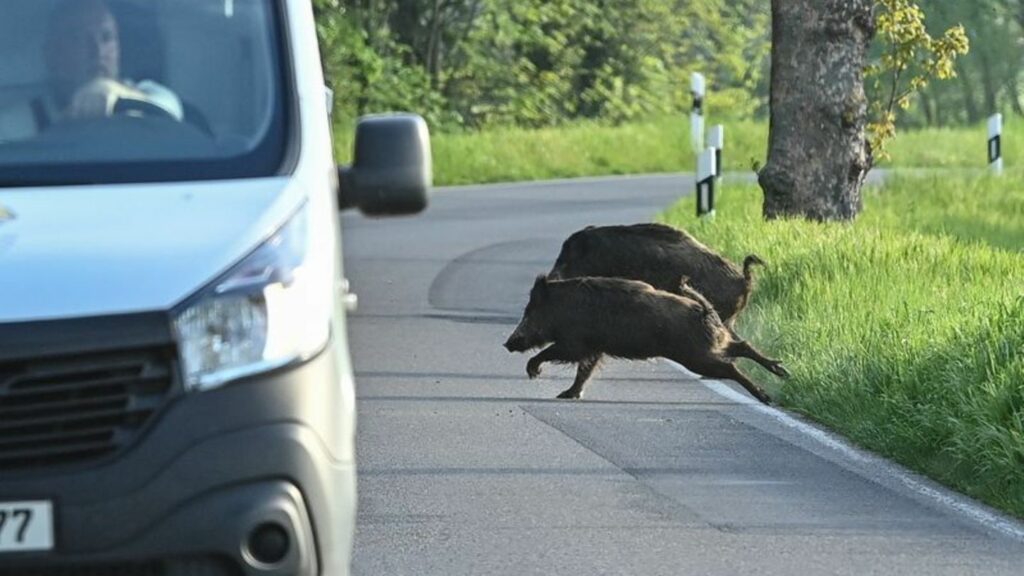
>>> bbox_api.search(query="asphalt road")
[342,173,1024,575]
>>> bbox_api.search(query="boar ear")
[532,274,550,299]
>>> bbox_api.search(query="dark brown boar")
[548,223,764,327]
[503,275,788,404]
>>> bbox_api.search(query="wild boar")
[548,223,765,328]
[503,275,788,403]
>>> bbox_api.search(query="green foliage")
[660,173,1024,518]
[314,1,1021,137]
[676,0,771,118]
[314,0,770,131]
[453,0,593,126]
[867,0,970,161]
[891,0,1024,127]
[313,0,450,128]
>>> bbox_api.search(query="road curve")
[343,173,1024,576]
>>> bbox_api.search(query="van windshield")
[0,0,288,186]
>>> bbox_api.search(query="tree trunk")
[426,0,445,88]
[957,62,980,124]
[979,51,999,116]
[1008,73,1024,117]
[758,0,875,222]
[919,90,934,126]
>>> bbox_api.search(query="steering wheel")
[112,96,178,121]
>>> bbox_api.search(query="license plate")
[0,501,53,553]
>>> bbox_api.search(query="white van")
[0,1,430,574]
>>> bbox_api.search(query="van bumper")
[0,345,356,576]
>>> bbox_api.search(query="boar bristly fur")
[549,223,764,327]
[504,275,787,403]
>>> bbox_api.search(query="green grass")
[334,117,1022,186]
[884,122,1023,169]
[428,118,768,186]
[659,172,1024,518]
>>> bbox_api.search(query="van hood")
[0,178,300,323]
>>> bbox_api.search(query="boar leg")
[557,355,601,400]
[725,341,791,379]
[686,359,773,405]
[527,343,578,379]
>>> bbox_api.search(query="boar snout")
[505,319,542,352]
[504,327,529,352]
[504,335,525,352]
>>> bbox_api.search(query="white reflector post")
[708,124,724,179]
[696,147,716,217]
[988,113,1003,175]
[691,73,706,153]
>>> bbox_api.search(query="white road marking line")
[664,361,1024,543]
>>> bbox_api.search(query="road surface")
[343,174,1024,575]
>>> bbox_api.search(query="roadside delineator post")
[708,124,724,180]
[691,73,706,153]
[988,113,1003,175]
[697,147,716,218]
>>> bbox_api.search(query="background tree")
[904,0,1015,125]
[312,0,771,130]
[313,0,986,142]
[758,0,969,222]
[758,0,876,222]
[865,0,968,161]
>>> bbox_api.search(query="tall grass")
[334,117,1021,186]
[885,122,1023,169]
[659,172,1024,518]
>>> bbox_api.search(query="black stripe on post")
[696,147,716,217]
[988,113,1004,175]
[691,72,705,116]
[696,176,715,217]
[988,136,1001,164]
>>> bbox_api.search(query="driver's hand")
[68,79,146,120]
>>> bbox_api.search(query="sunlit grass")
[659,172,1024,518]
[883,122,1023,170]
[427,117,768,186]
[334,117,1020,186]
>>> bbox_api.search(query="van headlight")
[173,205,331,391]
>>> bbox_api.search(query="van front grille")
[0,556,241,576]
[0,349,175,471]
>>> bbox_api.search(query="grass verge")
[334,117,1021,186]
[659,172,1024,518]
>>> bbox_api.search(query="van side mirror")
[338,114,432,216]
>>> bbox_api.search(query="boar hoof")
[770,362,791,379]
[556,389,581,400]
[526,361,542,379]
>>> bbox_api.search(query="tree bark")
[979,51,999,116]
[759,0,875,222]
[1007,73,1024,117]
[956,62,980,124]
[919,90,934,126]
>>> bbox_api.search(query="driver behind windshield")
[0,0,182,139]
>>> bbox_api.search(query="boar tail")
[678,276,716,317]
[743,255,766,283]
